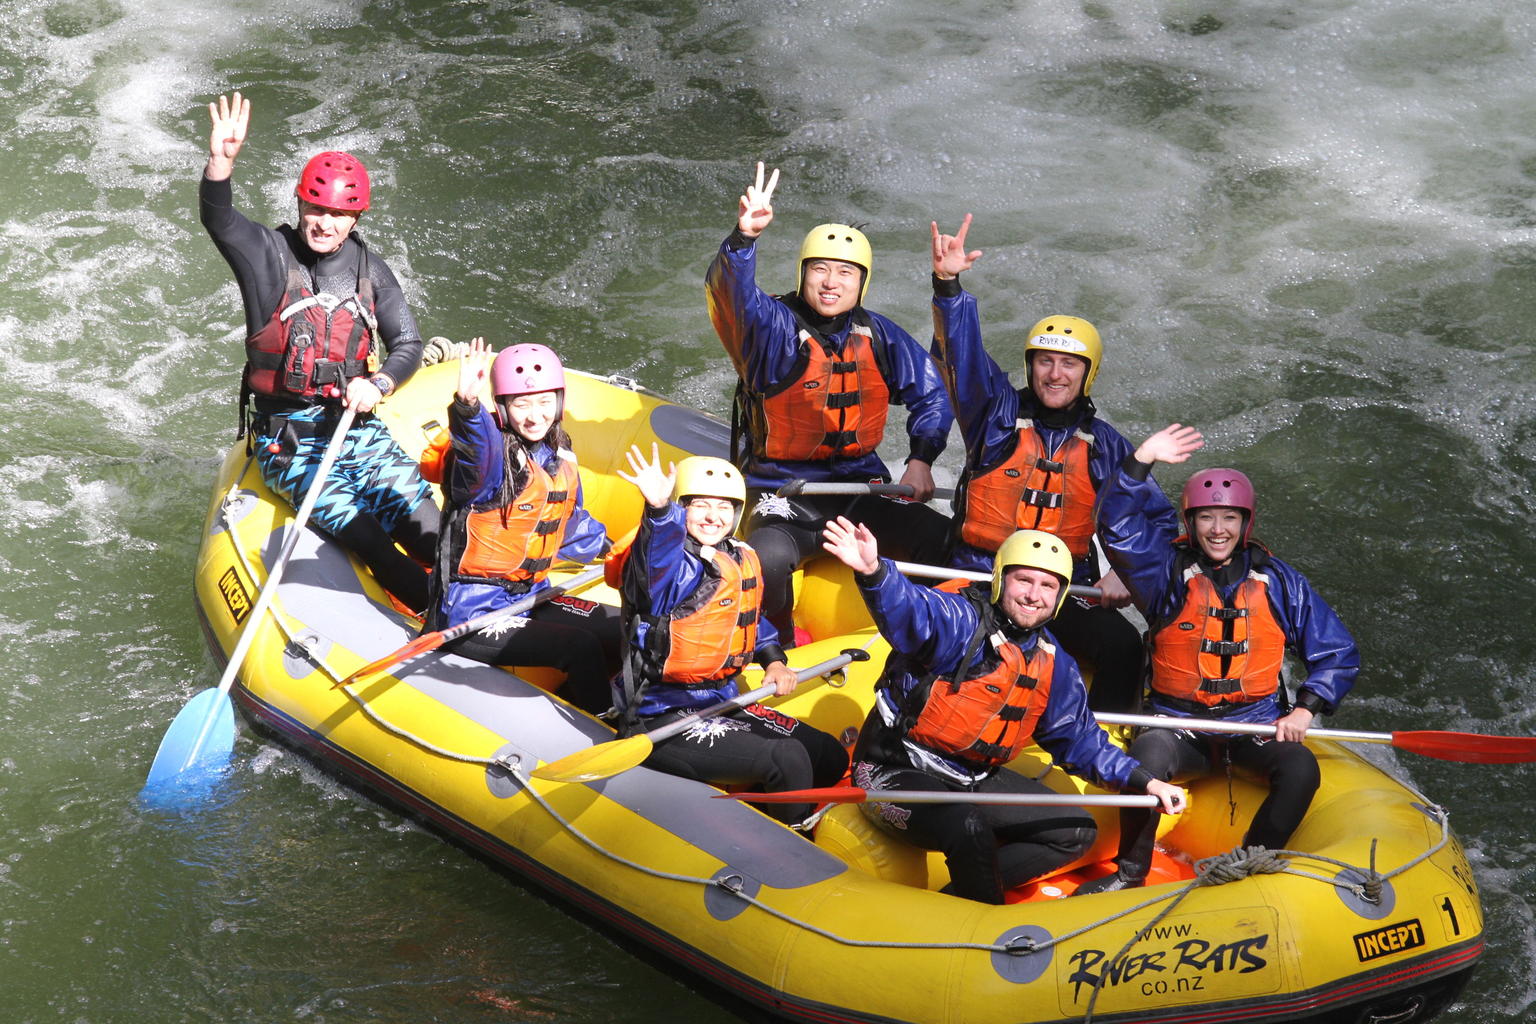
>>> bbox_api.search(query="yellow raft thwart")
[193,365,1482,1024]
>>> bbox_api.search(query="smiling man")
[820,518,1185,905]
[707,163,955,643]
[198,92,437,613]
[926,216,1176,714]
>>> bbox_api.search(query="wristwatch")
[368,373,395,397]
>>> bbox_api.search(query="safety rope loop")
[1359,837,1385,904]
[1194,845,1290,886]
[716,873,747,896]
[1002,935,1041,956]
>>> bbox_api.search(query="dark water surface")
[3,1,1535,1020]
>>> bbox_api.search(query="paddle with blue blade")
[143,405,358,793]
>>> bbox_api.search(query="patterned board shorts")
[256,410,432,535]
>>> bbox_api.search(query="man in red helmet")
[199,91,437,613]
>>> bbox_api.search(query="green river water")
[2,1,1535,1020]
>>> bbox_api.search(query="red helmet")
[1181,468,1256,544]
[295,151,371,211]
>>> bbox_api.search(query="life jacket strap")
[1021,487,1064,510]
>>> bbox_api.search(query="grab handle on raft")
[531,648,871,784]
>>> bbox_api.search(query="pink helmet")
[1181,468,1257,544]
[295,151,371,211]
[492,344,565,398]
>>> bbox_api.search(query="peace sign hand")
[737,161,780,239]
[931,214,983,280]
[206,92,250,179]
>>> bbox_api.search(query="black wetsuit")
[199,173,437,611]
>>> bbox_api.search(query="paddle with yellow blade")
[143,405,358,794]
[335,563,606,687]
[1095,712,1536,764]
[532,648,871,783]
[720,786,1164,808]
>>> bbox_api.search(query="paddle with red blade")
[719,786,1163,808]
[1095,712,1536,764]
[336,563,606,686]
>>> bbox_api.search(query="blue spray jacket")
[857,561,1148,788]
[1097,459,1359,723]
[620,502,788,716]
[707,231,953,491]
[437,399,609,627]
[931,281,1177,581]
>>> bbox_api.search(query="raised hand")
[1134,423,1205,466]
[821,515,879,575]
[931,214,983,279]
[737,161,780,239]
[617,443,677,509]
[455,337,494,405]
[206,92,251,179]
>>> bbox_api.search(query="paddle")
[720,786,1161,808]
[144,405,358,791]
[531,648,871,783]
[1095,712,1536,764]
[775,478,958,501]
[335,563,607,686]
[891,560,1103,601]
[777,479,916,498]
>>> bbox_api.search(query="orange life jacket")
[899,581,1055,769]
[244,232,376,401]
[1149,565,1286,709]
[454,453,581,586]
[419,428,451,484]
[647,541,763,685]
[959,425,1096,559]
[749,314,891,462]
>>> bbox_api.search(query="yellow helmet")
[799,223,872,304]
[991,529,1074,615]
[673,456,746,507]
[1025,315,1102,396]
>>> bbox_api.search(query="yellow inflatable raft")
[192,365,1482,1024]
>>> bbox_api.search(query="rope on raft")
[219,490,1455,1002]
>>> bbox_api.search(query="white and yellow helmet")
[1025,315,1102,396]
